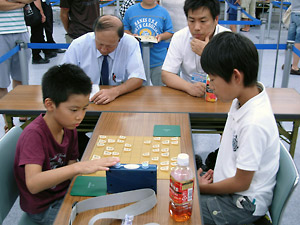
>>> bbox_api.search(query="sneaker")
[45,52,57,59]
[55,49,66,53]
[32,57,50,64]
[290,68,300,75]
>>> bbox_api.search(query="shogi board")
[88,135,181,179]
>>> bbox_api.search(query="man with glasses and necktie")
[62,15,146,105]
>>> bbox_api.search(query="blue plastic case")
[106,163,157,193]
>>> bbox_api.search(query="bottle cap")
[177,153,189,166]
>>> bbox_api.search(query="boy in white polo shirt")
[198,31,280,225]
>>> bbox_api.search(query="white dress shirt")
[162,25,230,83]
[62,32,146,85]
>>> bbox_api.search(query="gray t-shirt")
[60,0,100,39]
[291,0,300,12]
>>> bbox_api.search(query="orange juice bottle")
[169,153,194,222]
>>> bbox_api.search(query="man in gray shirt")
[287,0,300,75]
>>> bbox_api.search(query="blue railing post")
[281,40,294,88]
[16,40,29,85]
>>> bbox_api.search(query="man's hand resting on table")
[91,89,119,105]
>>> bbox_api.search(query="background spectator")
[227,0,239,33]
[162,0,230,97]
[123,0,173,86]
[31,0,64,64]
[160,0,187,32]
[60,0,100,43]
[239,0,256,32]
[62,15,146,105]
[0,0,32,132]
[119,0,135,19]
[287,0,300,75]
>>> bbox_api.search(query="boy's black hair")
[201,32,258,87]
[184,0,220,20]
[42,64,92,106]
[93,14,124,39]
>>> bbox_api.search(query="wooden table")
[2,85,300,116]
[0,85,230,115]
[0,85,299,156]
[53,112,202,225]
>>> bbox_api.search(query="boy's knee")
[201,195,229,225]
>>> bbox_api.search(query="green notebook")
[153,125,181,137]
[70,176,107,197]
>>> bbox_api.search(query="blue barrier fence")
[222,0,290,26]
[0,46,20,64]
[272,1,291,10]
[49,0,60,6]
[2,0,299,65]
[50,0,144,5]
[1,0,298,87]
[50,0,117,7]
[223,0,261,26]
[1,41,297,88]
[49,0,286,27]
[27,43,70,50]
[99,0,117,8]
[50,0,144,7]
[293,46,300,58]
[1,42,299,64]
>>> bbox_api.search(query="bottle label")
[191,72,207,84]
[169,177,194,204]
[205,79,217,102]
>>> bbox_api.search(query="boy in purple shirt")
[14,64,119,224]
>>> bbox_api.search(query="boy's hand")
[186,82,206,97]
[197,168,214,185]
[75,157,120,174]
[156,34,162,43]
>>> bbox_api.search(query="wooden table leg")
[5,115,13,129]
[277,120,300,158]
[289,120,300,158]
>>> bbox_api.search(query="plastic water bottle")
[169,153,194,222]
